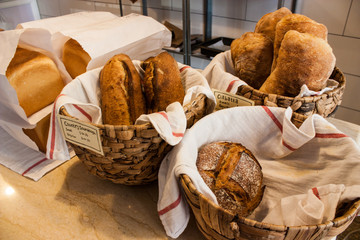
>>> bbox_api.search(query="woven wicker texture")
[236,67,346,117]
[60,93,207,185]
[180,174,360,240]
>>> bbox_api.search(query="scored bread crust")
[62,38,91,79]
[100,54,146,125]
[142,52,185,113]
[196,142,265,217]
[6,47,64,117]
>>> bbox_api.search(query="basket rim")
[59,93,207,130]
[180,173,360,230]
[236,66,346,101]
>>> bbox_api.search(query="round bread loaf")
[196,142,264,216]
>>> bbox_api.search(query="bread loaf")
[196,142,264,216]
[271,13,328,71]
[62,38,91,79]
[231,32,273,89]
[100,54,146,125]
[142,52,185,113]
[23,114,51,153]
[6,47,65,117]
[254,7,292,42]
[260,30,336,97]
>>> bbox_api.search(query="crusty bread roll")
[231,32,273,89]
[254,7,292,42]
[100,54,146,125]
[272,13,328,71]
[62,38,91,79]
[260,30,336,97]
[142,52,185,113]
[196,142,265,216]
[6,47,65,117]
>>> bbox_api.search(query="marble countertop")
[1,117,359,240]
[0,156,205,240]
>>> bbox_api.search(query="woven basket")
[59,93,208,185]
[236,67,346,117]
[180,174,360,240]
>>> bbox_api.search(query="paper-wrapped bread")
[254,7,292,42]
[62,38,91,79]
[260,30,336,97]
[272,13,328,71]
[6,47,65,117]
[231,32,273,89]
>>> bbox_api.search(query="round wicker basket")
[180,174,360,240]
[236,67,346,117]
[60,93,208,185]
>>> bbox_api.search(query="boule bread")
[100,54,146,125]
[231,32,273,89]
[254,7,292,42]
[62,38,91,79]
[260,30,336,97]
[142,52,185,113]
[196,142,265,216]
[6,47,65,117]
[272,13,328,71]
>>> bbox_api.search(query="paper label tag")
[212,89,255,111]
[57,115,104,156]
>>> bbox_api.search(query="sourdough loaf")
[196,142,265,216]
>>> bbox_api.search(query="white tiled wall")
[33,0,360,125]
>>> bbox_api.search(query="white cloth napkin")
[157,106,360,238]
[46,61,215,161]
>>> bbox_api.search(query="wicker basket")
[180,174,360,240]
[236,67,346,117]
[59,93,208,185]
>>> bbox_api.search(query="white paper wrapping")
[157,106,360,238]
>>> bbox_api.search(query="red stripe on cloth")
[282,139,297,151]
[180,66,191,72]
[315,133,348,138]
[157,112,184,138]
[312,187,321,200]
[72,104,92,122]
[158,193,182,216]
[262,106,283,132]
[226,80,239,92]
[49,94,66,159]
[22,157,48,176]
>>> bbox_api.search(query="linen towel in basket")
[157,106,360,238]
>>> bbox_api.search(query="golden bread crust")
[142,52,185,113]
[231,32,273,89]
[272,13,328,71]
[254,7,292,42]
[100,54,146,125]
[6,47,64,117]
[62,38,91,79]
[260,30,336,97]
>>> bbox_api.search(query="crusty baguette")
[100,54,146,125]
[142,52,185,113]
